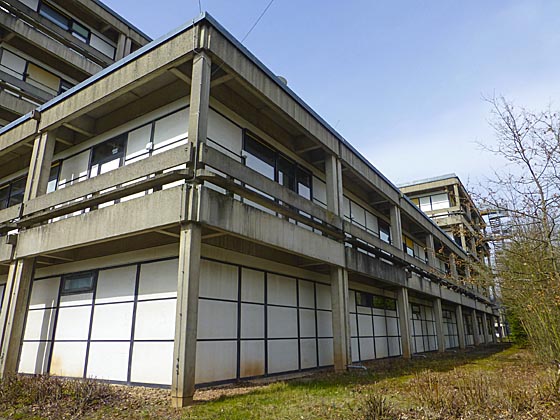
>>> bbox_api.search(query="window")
[39,3,70,30]
[0,176,27,209]
[379,219,391,244]
[356,292,372,307]
[90,135,126,176]
[403,235,414,257]
[61,271,95,294]
[416,193,450,212]
[71,21,90,43]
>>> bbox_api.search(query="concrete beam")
[456,305,466,349]
[198,187,345,266]
[0,258,35,376]
[397,287,412,358]
[15,187,185,258]
[345,248,406,286]
[433,298,445,353]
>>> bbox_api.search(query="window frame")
[61,271,96,295]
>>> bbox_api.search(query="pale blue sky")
[104,0,560,184]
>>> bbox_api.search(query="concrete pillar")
[455,305,466,349]
[331,267,351,371]
[426,234,437,267]
[433,298,445,353]
[115,34,132,60]
[325,155,343,216]
[471,309,481,346]
[188,51,211,147]
[481,313,489,345]
[171,222,202,408]
[325,154,351,370]
[449,254,458,280]
[0,259,35,376]
[390,205,403,250]
[24,131,56,201]
[492,316,498,343]
[397,287,412,358]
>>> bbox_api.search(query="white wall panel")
[59,291,93,307]
[318,338,333,366]
[359,338,374,360]
[87,342,129,381]
[54,306,91,340]
[267,274,296,306]
[29,278,60,309]
[350,315,358,336]
[358,314,373,337]
[316,311,332,337]
[90,302,133,340]
[95,266,137,304]
[240,340,265,378]
[300,339,317,369]
[315,284,331,310]
[126,125,151,161]
[348,291,356,312]
[375,338,389,358]
[24,309,55,340]
[50,342,87,378]
[351,338,359,362]
[134,299,176,340]
[90,34,115,58]
[373,316,386,336]
[268,306,297,338]
[58,150,89,187]
[196,341,237,384]
[197,300,237,340]
[387,318,399,336]
[208,109,242,160]
[153,108,189,149]
[268,339,298,374]
[240,303,264,339]
[299,309,315,338]
[388,337,401,356]
[200,260,238,301]
[241,268,264,303]
[298,280,314,308]
[312,177,326,207]
[19,341,51,374]
[138,259,178,300]
[130,342,173,385]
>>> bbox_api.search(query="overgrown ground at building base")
[1,343,559,420]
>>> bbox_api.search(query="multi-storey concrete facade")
[0,0,151,126]
[0,13,499,407]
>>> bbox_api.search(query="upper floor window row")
[0,49,73,96]
[33,1,116,59]
[411,193,450,213]
[0,176,26,210]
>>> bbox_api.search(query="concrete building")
[0,0,151,126]
[0,13,498,407]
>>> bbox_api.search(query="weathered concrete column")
[115,33,132,60]
[325,154,351,370]
[24,131,56,201]
[390,205,403,250]
[425,234,437,267]
[0,259,35,376]
[449,254,458,280]
[188,51,211,147]
[433,298,446,353]
[397,287,412,358]
[172,221,202,408]
[331,267,351,371]
[471,309,481,346]
[481,313,489,345]
[455,305,466,349]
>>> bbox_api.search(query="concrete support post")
[397,287,412,358]
[24,131,56,201]
[115,33,132,60]
[449,254,458,280]
[390,205,403,250]
[472,309,481,346]
[433,298,446,353]
[455,305,466,349]
[171,222,202,408]
[188,51,211,147]
[426,234,437,267]
[0,259,35,376]
[492,316,498,343]
[481,314,489,345]
[325,154,351,370]
[331,267,351,371]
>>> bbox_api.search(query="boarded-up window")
[27,63,60,94]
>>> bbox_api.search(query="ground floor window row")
[409,302,438,354]
[463,314,475,346]
[19,256,339,386]
[349,290,402,362]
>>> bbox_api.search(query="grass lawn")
[2,343,559,419]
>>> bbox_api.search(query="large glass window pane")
[153,109,188,150]
[8,177,26,207]
[0,49,26,79]
[296,168,311,199]
[126,124,152,163]
[71,22,89,43]
[244,135,275,180]
[39,4,70,30]
[47,163,60,193]
[419,196,431,212]
[62,272,95,295]
[379,220,390,243]
[0,185,9,210]
[89,34,115,59]
[58,150,90,188]
[277,156,295,190]
[430,193,449,210]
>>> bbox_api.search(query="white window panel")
[23,308,56,340]
[375,338,389,358]
[317,310,333,337]
[343,196,351,219]
[267,306,297,338]
[19,341,51,374]
[126,125,152,162]
[298,280,315,309]
[351,202,366,228]
[240,303,264,339]
[318,338,333,366]
[315,283,331,310]
[130,341,173,385]
[138,259,178,300]
[268,339,298,374]
[153,108,189,150]
[90,34,115,59]
[312,177,327,208]
[300,338,317,369]
[267,274,296,306]
[365,211,378,235]
[196,341,237,384]
[29,277,60,309]
[86,342,129,381]
[240,268,264,303]
[95,266,136,304]
[50,342,87,378]
[208,109,242,161]
[197,299,237,340]
[299,308,316,338]
[240,340,265,378]
[58,150,90,188]
[419,196,431,212]
[54,306,91,340]
[431,193,449,210]
[0,49,26,79]
[199,259,238,301]
[134,299,176,340]
[358,314,373,336]
[90,302,133,340]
